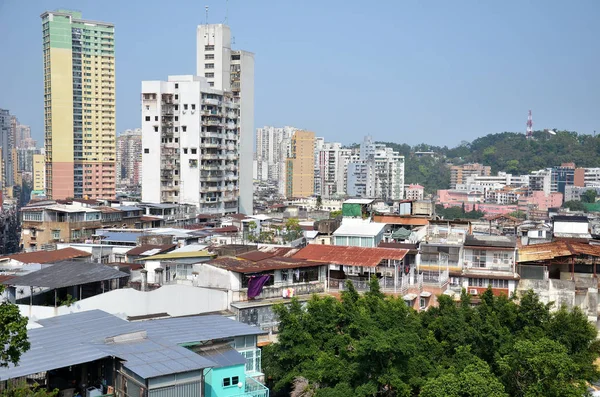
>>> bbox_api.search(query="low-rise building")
[0,310,268,397]
[405,184,424,200]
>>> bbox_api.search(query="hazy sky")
[0,0,598,147]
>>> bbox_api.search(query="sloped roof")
[237,247,299,262]
[293,245,408,267]
[0,248,91,264]
[126,244,176,256]
[3,261,129,288]
[141,251,215,261]
[0,310,264,381]
[517,241,600,263]
[208,256,326,274]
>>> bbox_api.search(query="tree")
[563,200,587,212]
[0,286,30,368]
[329,210,342,219]
[316,196,323,210]
[0,382,58,397]
[264,287,600,397]
[581,189,597,204]
[246,221,258,242]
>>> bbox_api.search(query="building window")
[155,116,158,121]
[52,230,61,240]
[205,54,214,60]
[189,159,198,168]
[145,116,150,121]
[223,378,231,387]
[209,82,214,87]
[153,126,158,132]
[205,45,214,51]
[205,63,214,69]
[183,148,188,154]
[144,148,149,154]
[182,126,187,132]
[174,83,179,89]
[205,72,214,78]
[174,116,178,121]
[23,212,43,221]
[183,104,188,110]
[191,148,197,154]
[191,104,196,110]
[175,94,178,100]
[232,376,239,386]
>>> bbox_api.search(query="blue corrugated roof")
[95,230,142,243]
[0,310,263,381]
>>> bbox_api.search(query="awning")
[420,291,432,298]
[402,293,417,301]
[391,227,412,240]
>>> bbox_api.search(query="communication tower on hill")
[526,110,533,139]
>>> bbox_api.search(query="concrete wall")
[19,284,228,324]
[554,220,588,235]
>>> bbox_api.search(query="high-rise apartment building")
[315,142,348,198]
[0,109,14,191]
[141,75,240,214]
[347,136,405,200]
[285,131,315,198]
[449,163,491,189]
[41,10,116,200]
[196,24,254,215]
[254,126,297,183]
[33,153,46,193]
[116,128,142,187]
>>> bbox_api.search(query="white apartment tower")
[197,24,254,215]
[347,136,405,200]
[141,75,240,214]
[315,142,348,198]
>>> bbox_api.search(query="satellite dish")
[237,382,243,388]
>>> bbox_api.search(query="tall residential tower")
[196,24,254,215]
[41,10,116,200]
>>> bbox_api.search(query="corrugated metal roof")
[293,245,408,267]
[0,310,264,381]
[141,251,215,261]
[3,261,129,288]
[126,244,176,256]
[0,248,91,264]
[237,247,299,262]
[95,230,141,243]
[333,220,386,237]
[373,215,430,226]
[198,346,246,368]
[464,235,516,248]
[208,256,327,274]
[517,241,600,263]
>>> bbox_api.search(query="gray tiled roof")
[0,310,263,381]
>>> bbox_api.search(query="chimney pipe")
[140,269,148,292]
[154,268,163,286]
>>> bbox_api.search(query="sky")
[0,0,598,147]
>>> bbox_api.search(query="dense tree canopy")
[263,281,600,396]
[375,130,600,194]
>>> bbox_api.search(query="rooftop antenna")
[205,5,209,25]
[225,0,229,24]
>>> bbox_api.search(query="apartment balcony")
[201,165,221,171]
[202,98,221,106]
[204,186,223,192]
[226,122,237,130]
[202,119,221,127]
[226,112,237,119]
[202,154,221,160]
[201,110,222,116]
[200,174,223,182]
[202,131,222,139]
[226,144,237,151]
[200,142,221,149]
[201,197,220,203]
[224,174,238,181]
[464,260,514,273]
[226,133,238,140]
[224,153,238,160]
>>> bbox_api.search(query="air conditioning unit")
[469,289,478,295]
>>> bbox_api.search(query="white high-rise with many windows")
[196,24,254,215]
[254,126,297,184]
[141,75,240,214]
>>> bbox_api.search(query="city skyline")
[1,0,598,147]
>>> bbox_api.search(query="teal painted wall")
[204,364,246,397]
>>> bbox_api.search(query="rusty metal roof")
[238,247,299,262]
[0,248,92,264]
[293,245,408,267]
[372,215,429,226]
[208,256,327,273]
[517,241,600,263]
[126,244,176,256]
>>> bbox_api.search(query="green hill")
[377,130,600,194]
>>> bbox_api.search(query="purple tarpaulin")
[247,274,271,298]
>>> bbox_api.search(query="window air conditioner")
[469,289,478,295]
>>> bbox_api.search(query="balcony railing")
[231,376,269,397]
